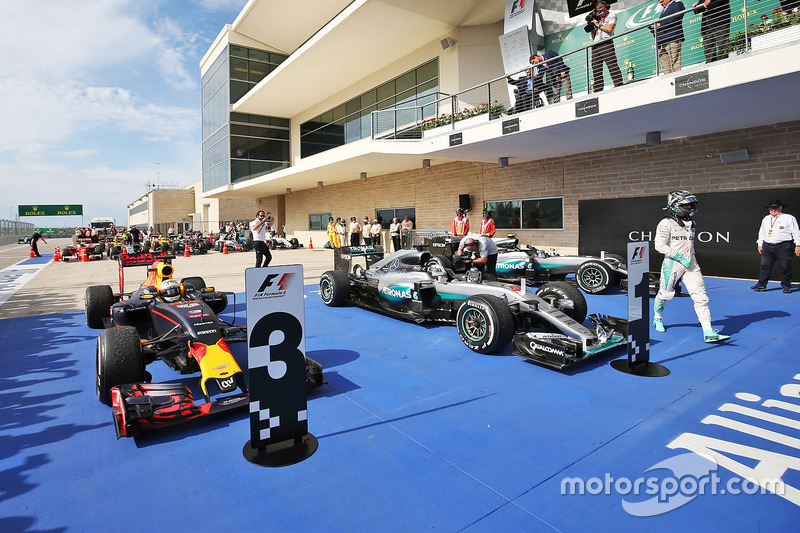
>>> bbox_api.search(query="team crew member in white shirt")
[457,234,499,280]
[250,210,272,268]
[652,190,730,343]
[752,199,800,293]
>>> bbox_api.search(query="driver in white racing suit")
[653,190,730,343]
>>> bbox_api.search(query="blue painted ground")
[1,278,799,531]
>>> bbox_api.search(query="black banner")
[578,188,800,279]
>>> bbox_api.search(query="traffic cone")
[81,247,88,262]
[223,243,228,254]
[184,246,191,258]
[52,247,61,262]
[29,247,36,258]
[309,238,313,249]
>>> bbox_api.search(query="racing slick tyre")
[109,246,120,260]
[319,270,350,307]
[181,276,206,291]
[268,239,276,250]
[575,260,615,294]
[96,326,145,406]
[456,295,514,354]
[85,285,114,329]
[536,281,588,324]
[290,237,299,249]
[170,242,181,255]
[161,242,170,253]
[142,242,150,253]
[95,243,105,255]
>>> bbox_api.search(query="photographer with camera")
[586,1,623,91]
[250,210,272,268]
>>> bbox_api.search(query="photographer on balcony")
[586,0,624,91]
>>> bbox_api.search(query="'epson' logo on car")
[530,342,566,358]
[197,328,217,335]
[432,242,446,247]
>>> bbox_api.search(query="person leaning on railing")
[653,0,687,74]
[692,0,731,63]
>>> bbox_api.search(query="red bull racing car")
[319,246,627,369]
[85,246,323,438]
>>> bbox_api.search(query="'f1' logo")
[511,0,525,13]
[257,273,294,293]
[631,247,646,261]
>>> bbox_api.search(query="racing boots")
[653,317,666,333]
[703,329,730,343]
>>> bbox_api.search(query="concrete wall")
[283,120,800,253]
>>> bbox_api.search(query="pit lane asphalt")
[0,238,334,319]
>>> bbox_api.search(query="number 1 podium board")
[243,264,317,466]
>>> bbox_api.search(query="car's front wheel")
[536,281,588,323]
[96,326,144,406]
[319,270,350,306]
[456,295,514,354]
[576,260,615,294]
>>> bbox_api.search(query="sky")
[0,0,248,229]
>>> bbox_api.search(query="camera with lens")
[584,10,601,32]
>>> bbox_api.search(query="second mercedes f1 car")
[420,235,628,294]
[319,246,627,369]
[85,247,323,438]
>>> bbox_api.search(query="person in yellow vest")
[362,216,371,245]
[453,208,470,238]
[479,208,496,237]
[336,218,347,248]
[326,216,338,248]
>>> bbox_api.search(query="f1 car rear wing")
[117,247,175,295]
[334,245,384,275]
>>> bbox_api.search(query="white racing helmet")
[159,279,182,302]
[665,190,698,219]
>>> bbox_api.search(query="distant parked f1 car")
[319,245,627,369]
[419,235,628,294]
[85,247,324,438]
[62,238,106,261]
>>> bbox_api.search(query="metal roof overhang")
[230,0,506,118]
[206,42,800,200]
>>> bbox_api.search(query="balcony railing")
[372,1,800,140]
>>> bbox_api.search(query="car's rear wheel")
[536,281,588,323]
[85,285,114,329]
[456,295,514,354]
[96,326,144,406]
[576,260,614,294]
[319,270,350,306]
[290,237,299,249]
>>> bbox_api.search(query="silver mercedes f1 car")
[319,246,627,369]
